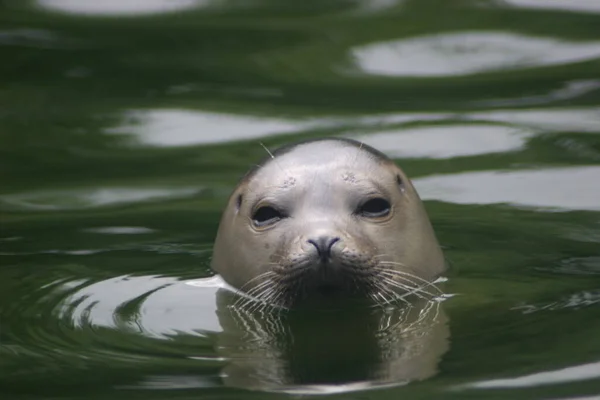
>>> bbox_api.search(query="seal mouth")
[234,261,446,311]
[314,283,344,296]
[305,261,353,294]
[290,263,370,303]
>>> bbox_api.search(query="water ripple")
[0,272,225,375]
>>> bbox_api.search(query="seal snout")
[307,236,340,263]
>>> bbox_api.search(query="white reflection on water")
[37,0,208,16]
[414,166,600,211]
[351,124,534,159]
[352,32,600,77]
[468,107,600,133]
[105,107,600,150]
[103,106,599,157]
[350,107,598,159]
[59,275,225,337]
[0,29,64,48]
[120,375,220,390]
[83,226,156,235]
[106,109,312,147]
[464,361,600,389]
[551,396,600,400]
[357,0,403,12]
[504,0,600,13]
[0,187,201,211]
[476,80,600,107]
[512,289,600,314]
[353,107,600,135]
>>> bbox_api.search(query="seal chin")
[313,279,346,297]
[305,261,348,291]
[275,258,374,307]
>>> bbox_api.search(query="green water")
[2,0,600,398]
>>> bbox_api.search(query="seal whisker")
[381,271,444,296]
[237,271,277,293]
[259,142,276,159]
[258,284,287,309]
[368,279,408,306]
[275,266,313,284]
[381,279,442,302]
[379,277,432,301]
[376,271,440,298]
[266,285,292,310]
[378,275,421,293]
[245,283,275,305]
[369,289,391,307]
[373,287,396,306]
[235,277,274,305]
[243,277,274,297]
[372,254,390,259]
[235,275,280,310]
[247,279,285,308]
[246,296,270,314]
[376,264,445,292]
[258,141,291,179]
[376,283,411,307]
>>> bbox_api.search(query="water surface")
[2,0,600,399]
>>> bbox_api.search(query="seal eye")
[358,198,391,218]
[252,206,283,228]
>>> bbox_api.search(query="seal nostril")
[327,237,340,253]
[307,236,340,261]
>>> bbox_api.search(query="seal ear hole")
[396,175,406,192]
[252,206,283,228]
[236,194,243,211]
[357,198,391,219]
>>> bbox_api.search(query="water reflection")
[475,80,600,107]
[216,291,448,394]
[103,106,600,150]
[353,107,600,134]
[0,28,64,48]
[39,274,450,394]
[504,0,600,14]
[468,107,600,132]
[464,360,600,389]
[60,275,222,335]
[122,375,219,390]
[351,124,534,159]
[352,32,600,77]
[83,227,156,235]
[106,109,313,147]
[357,0,403,12]
[0,186,202,211]
[415,166,600,211]
[513,289,600,314]
[37,0,208,16]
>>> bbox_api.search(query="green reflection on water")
[2,0,600,398]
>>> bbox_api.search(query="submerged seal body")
[211,138,445,308]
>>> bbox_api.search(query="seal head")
[211,138,445,308]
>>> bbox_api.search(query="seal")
[211,138,445,308]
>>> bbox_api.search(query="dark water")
[2,0,600,399]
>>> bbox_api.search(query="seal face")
[211,138,445,308]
